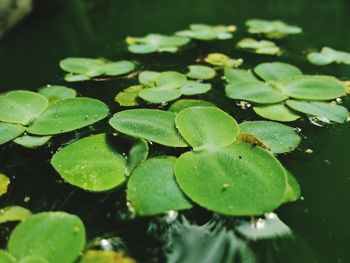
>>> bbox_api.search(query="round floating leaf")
[109,109,187,147]
[169,99,215,113]
[27,97,109,135]
[115,85,145,107]
[175,107,239,151]
[175,143,287,216]
[126,139,149,175]
[253,103,300,122]
[13,135,51,149]
[282,171,301,203]
[236,38,281,55]
[0,122,25,145]
[204,53,243,68]
[307,47,350,66]
[138,71,160,86]
[0,251,15,263]
[180,81,211,95]
[239,121,301,154]
[127,157,192,216]
[0,173,10,197]
[246,19,302,39]
[176,24,236,40]
[0,91,48,125]
[64,74,90,82]
[38,85,77,103]
[59,57,105,77]
[104,60,135,76]
[138,87,182,103]
[281,75,347,100]
[224,68,257,83]
[155,71,187,88]
[51,134,126,191]
[8,212,85,263]
[254,62,302,82]
[81,250,135,263]
[0,206,32,224]
[187,65,216,80]
[286,100,349,123]
[225,81,288,104]
[128,44,158,54]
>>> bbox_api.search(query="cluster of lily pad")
[225,62,349,123]
[236,38,281,56]
[307,46,350,66]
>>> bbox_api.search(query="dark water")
[1,0,350,262]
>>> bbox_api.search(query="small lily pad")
[138,87,182,103]
[51,134,126,191]
[38,85,77,103]
[239,121,301,154]
[176,24,236,40]
[175,106,239,151]
[64,74,90,82]
[81,250,135,263]
[109,109,187,147]
[8,212,85,263]
[186,65,216,80]
[115,85,145,107]
[175,143,288,216]
[253,103,301,122]
[0,122,25,145]
[13,135,51,149]
[27,97,109,135]
[127,157,192,216]
[254,62,302,82]
[286,100,349,123]
[0,206,32,224]
[224,68,257,83]
[138,71,160,86]
[155,71,187,88]
[307,46,350,66]
[180,81,211,95]
[246,19,302,39]
[0,173,10,197]
[236,38,281,55]
[169,99,215,113]
[0,91,48,125]
[104,60,136,76]
[59,58,105,77]
[281,75,347,100]
[204,53,243,68]
[126,139,149,175]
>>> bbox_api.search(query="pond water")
[1,0,350,262]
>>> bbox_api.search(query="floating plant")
[307,46,350,66]
[0,173,10,197]
[175,24,236,40]
[236,38,281,55]
[38,85,77,103]
[168,99,215,113]
[0,206,32,224]
[203,52,243,68]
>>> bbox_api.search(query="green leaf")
[80,250,135,263]
[281,75,347,100]
[104,60,135,76]
[236,38,281,55]
[19,255,48,263]
[0,122,25,145]
[246,19,302,39]
[0,173,10,197]
[0,206,32,224]
[254,62,302,82]
[138,87,182,103]
[126,139,149,175]
[64,74,90,82]
[0,91,48,125]
[175,107,239,151]
[59,58,105,77]
[0,251,15,263]
[51,134,126,191]
[253,103,301,122]
[225,81,288,103]
[286,100,349,123]
[224,68,257,83]
[307,46,350,66]
[175,143,288,216]
[187,65,216,80]
[239,121,301,154]
[38,85,77,103]
[115,85,145,107]
[127,157,192,216]
[169,99,215,113]
[14,135,51,149]
[128,44,159,54]
[176,24,236,40]
[8,212,85,263]
[180,81,211,95]
[138,71,160,86]
[282,171,301,203]
[27,97,109,135]
[204,53,243,68]
[155,71,187,88]
[109,109,187,147]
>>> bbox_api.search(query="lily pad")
[239,121,301,154]
[254,62,302,82]
[169,99,215,113]
[224,68,257,83]
[0,206,32,224]
[14,135,51,149]
[155,71,187,88]
[138,71,160,86]
[0,173,10,197]
[0,122,25,145]
[104,60,136,76]
[126,139,149,175]
[204,53,243,68]
[38,85,77,103]
[282,171,301,203]
[180,81,211,95]
[286,100,349,123]
[19,255,48,263]
[0,251,15,263]
[115,85,145,107]
[175,107,239,151]
[59,58,105,77]
[51,134,126,191]
[176,24,236,40]
[8,212,85,263]
[253,103,301,122]
[109,109,187,147]
[307,46,350,66]
[246,19,302,39]
[0,91,48,125]
[175,142,288,216]
[281,75,347,100]
[127,157,192,216]
[27,97,109,135]
[138,87,182,103]
[81,250,135,263]
[225,81,288,104]
[236,38,281,55]
[186,65,216,80]
[64,74,90,82]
